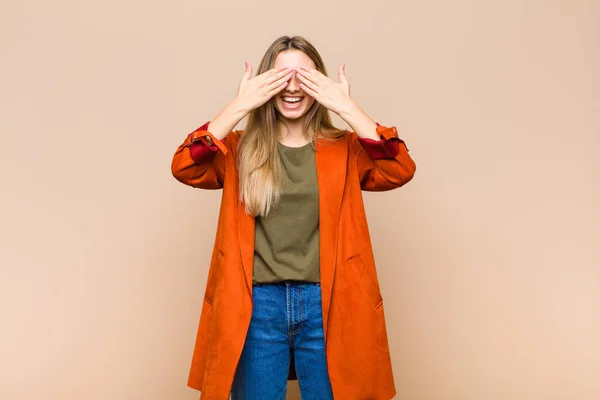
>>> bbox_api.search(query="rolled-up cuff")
[186,121,228,163]
[357,123,405,159]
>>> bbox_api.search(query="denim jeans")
[230,280,334,400]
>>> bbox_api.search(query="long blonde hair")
[238,36,344,217]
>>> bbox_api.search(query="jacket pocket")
[204,248,224,304]
[347,253,383,309]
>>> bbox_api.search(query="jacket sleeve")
[352,123,416,191]
[171,121,232,190]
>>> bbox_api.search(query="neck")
[277,117,310,146]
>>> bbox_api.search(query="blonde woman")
[172,35,416,400]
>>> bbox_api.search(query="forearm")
[338,100,380,140]
[206,98,250,142]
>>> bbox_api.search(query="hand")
[295,64,353,115]
[235,62,294,112]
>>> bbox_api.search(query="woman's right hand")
[235,62,294,112]
[201,63,293,143]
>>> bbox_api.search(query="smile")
[281,96,304,110]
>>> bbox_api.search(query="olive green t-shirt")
[252,141,320,284]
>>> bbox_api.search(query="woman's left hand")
[295,64,354,115]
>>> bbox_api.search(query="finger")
[295,69,318,87]
[299,66,325,83]
[338,64,348,85]
[296,72,319,93]
[265,67,292,85]
[299,82,318,99]
[262,66,289,80]
[268,80,289,97]
[266,70,294,91]
[243,61,252,80]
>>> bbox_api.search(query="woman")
[172,35,416,400]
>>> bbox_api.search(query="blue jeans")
[230,281,334,400]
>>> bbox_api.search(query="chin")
[278,110,305,120]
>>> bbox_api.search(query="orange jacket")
[172,122,416,400]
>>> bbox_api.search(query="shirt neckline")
[277,141,313,150]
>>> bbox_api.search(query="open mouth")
[281,96,304,110]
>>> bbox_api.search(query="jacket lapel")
[238,195,255,298]
[315,136,348,339]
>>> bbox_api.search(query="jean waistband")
[252,280,320,287]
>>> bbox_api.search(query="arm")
[351,123,416,191]
[171,62,293,189]
[338,100,416,191]
[293,66,416,190]
[171,98,249,189]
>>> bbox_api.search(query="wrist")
[338,100,379,140]
[337,99,360,120]
[231,96,252,116]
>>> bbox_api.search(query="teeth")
[283,97,303,103]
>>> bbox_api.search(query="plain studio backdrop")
[1,0,599,399]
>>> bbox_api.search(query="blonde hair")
[238,35,344,217]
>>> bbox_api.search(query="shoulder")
[338,129,363,150]
[230,129,243,139]
[319,127,354,142]
[315,128,359,149]
[224,129,243,147]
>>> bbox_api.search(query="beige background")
[1,0,599,399]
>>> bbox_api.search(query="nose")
[287,71,300,92]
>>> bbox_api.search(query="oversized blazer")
[171,121,416,400]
